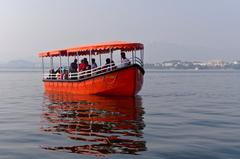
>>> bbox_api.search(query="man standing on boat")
[121,52,130,67]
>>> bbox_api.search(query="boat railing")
[43,56,143,80]
[130,57,144,67]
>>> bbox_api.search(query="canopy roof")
[38,41,144,57]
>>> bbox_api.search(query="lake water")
[0,70,240,159]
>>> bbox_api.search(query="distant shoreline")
[0,68,239,73]
[145,68,240,71]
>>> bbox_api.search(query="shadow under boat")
[40,91,146,156]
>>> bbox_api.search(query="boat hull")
[43,65,144,96]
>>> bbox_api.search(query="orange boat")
[38,41,145,96]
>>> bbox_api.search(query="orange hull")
[44,65,144,96]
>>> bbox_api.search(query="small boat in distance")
[38,41,145,96]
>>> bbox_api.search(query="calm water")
[0,70,240,159]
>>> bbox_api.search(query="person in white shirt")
[121,52,130,67]
[91,58,98,69]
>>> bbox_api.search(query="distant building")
[207,60,225,68]
[162,60,181,67]
[193,61,207,66]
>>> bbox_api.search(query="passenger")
[102,58,111,72]
[49,68,55,74]
[78,59,87,71]
[85,60,91,70]
[83,58,88,65]
[63,69,69,80]
[48,69,56,79]
[61,67,65,74]
[55,66,64,73]
[84,60,92,77]
[111,60,117,70]
[61,67,66,79]
[69,59,78,73]
[91,58,98,69]
[56,71,61,80]
[121,52,131,67]
[82,58,90,70]
[105,58,111,67]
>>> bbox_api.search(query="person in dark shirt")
[102,58,111,71]
[70,59,78,73]
[105,58,111,66]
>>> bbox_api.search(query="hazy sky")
[0,0,239,63]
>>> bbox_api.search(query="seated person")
[91,58,98,70]
[63,69,69,80]
[78,59,87,72]
[105,58,111,68]
[49,68,55,74]
[111,60,117,70]
[55,66,66,80]
[101,58,110,72]
[47,69,56,79]
[56,72,61,80]
[85,60,91,77]
[121,52,131,67]
[48,69,56,79]
[69,59,78,73]
[85,60,91,70]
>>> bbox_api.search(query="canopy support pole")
[77,53,80,79]
[110,49,113,70]
[77,52,79,69]
[90,50,92,74]
[50,57,53,79]
[99,54,102,66]
[141,49,144,67]
[132,51,134,64]
[59,55,62,74]
[50,56,53,70]
[88,53,90,64]
[134,48,137,64]
[42,57,45,79]
[67,53,70,69]
[143,49,144,65]
[110,49,113,61]
[67,52,70,79]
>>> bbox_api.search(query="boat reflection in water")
[41,91,146,156]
